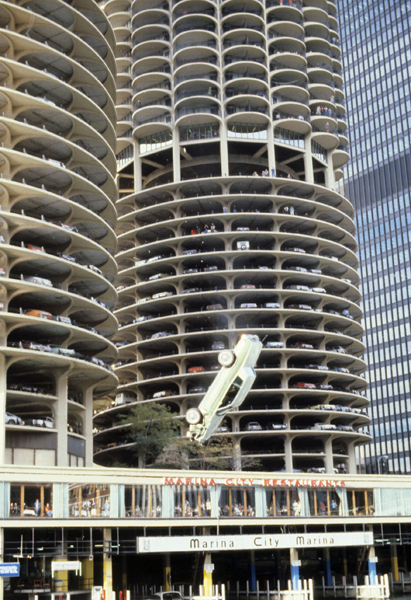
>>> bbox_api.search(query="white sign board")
[52,561,81,573]
[137,531,373,554]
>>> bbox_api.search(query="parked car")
[188,386,206,394]
[147,255,165,263]
[240,303,257,308]
[236,227,250,231]
[151,331,171,339]
[310,423,337,431]
[285,266,307,272]
[183,268,198,274]
[137,296,152,304]
[182,288,200,294]
[212,341,225,350]
[149,273,168,280]
[5,413,24,425]
[24,276,53,287]
[337,425,355,432]
[27,416,54,428]
[293,382,316,389]
[204,265,218,271]
[306,364,329,371]
[152,291,173,299]
[332,346,347,354]
[153,390,174,398]
[264,302,280,308]
[312,287,326,293]
[207,303,223,310]
[186,334,262,442]
[24,309,53,319]
[245,421,262,431]
[287,247,305,253]
[240,284,255,289]
[267,423,286,430]
[317,384,333,390]
[288,304,313,310]
[183,249,198,255]
[293,342,314,349]
[287,285,310,291]
[188,366,205,373]
[265,341,284,348]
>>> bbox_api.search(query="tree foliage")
[118,403,180,468]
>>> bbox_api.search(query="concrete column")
[267,128,275,175]
[391,544,399,582]
[342,548,348,579]
[347,444,357,474]
[163,553,171,591]
[55,368,69,467]
[83,386,94,467]
[304,136,314,184]
[103,529,113,598]
[134,140,142,192]
[173,135,180,183]
[290,548,299,590]
[323,548,332,586]
[324,439,334,473]
[0,354,7,465]
[284,437,293,472]
[367,546,377,585]
[82,557,94,588]
[249,550,256,591]
[0,528,3,600]
[203,553,213,595]
[220,125,229,177]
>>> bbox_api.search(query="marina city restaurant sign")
[138,532,373,554]
[163,477,346,487]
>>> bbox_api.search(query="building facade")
[98,0,370,474]
[0,0,118,467]
[339,1,411,474]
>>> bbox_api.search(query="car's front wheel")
[186,408,202,425]
[218,350,235,367]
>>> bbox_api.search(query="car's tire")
[186,407,202,425]
[218,350,235,367]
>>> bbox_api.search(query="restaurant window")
[266,488,302,516]
[10,484,53,517]
[125,485,162,517]
[68,484,110,517]
[307,489,342,516]
[219,486,255,517]
[347,490,374,516]
[173,485,212,517]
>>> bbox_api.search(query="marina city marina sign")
[163,477,346,488]
[137,531,373,553]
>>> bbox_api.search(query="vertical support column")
[284,438,293,472]
[163,554,171,591]
[367,546,377,585]
[290,548,299,590]
[103,529,113,599]
[267,128,276,176]
[0,353,7,465]
[342,548,348,580]
[324,439,334,475]
[173,134,181,183]
[82,557,94,589]
[304,136,314,184]
[121,555,127,592]
[134,139,142,192]
[220,124,229,177]
[0,527,4,600]
[55,368,69,467]
[391,544,399,582]
[233,441,241,471]
[326,151,335,189]
[203,553,213,595]
[249,550,256,592]
[323,548,332,587]
[83,386,94,467]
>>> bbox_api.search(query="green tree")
[118,403,180,468]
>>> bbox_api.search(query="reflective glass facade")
[339,1,411,474]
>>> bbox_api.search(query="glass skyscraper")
[339,1,411,474]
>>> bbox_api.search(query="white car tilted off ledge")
[186,334,262,443]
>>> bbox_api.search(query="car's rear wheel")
[218,350,235,367]
[186,407,202,425]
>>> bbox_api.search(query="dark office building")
[339,1,411,474]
